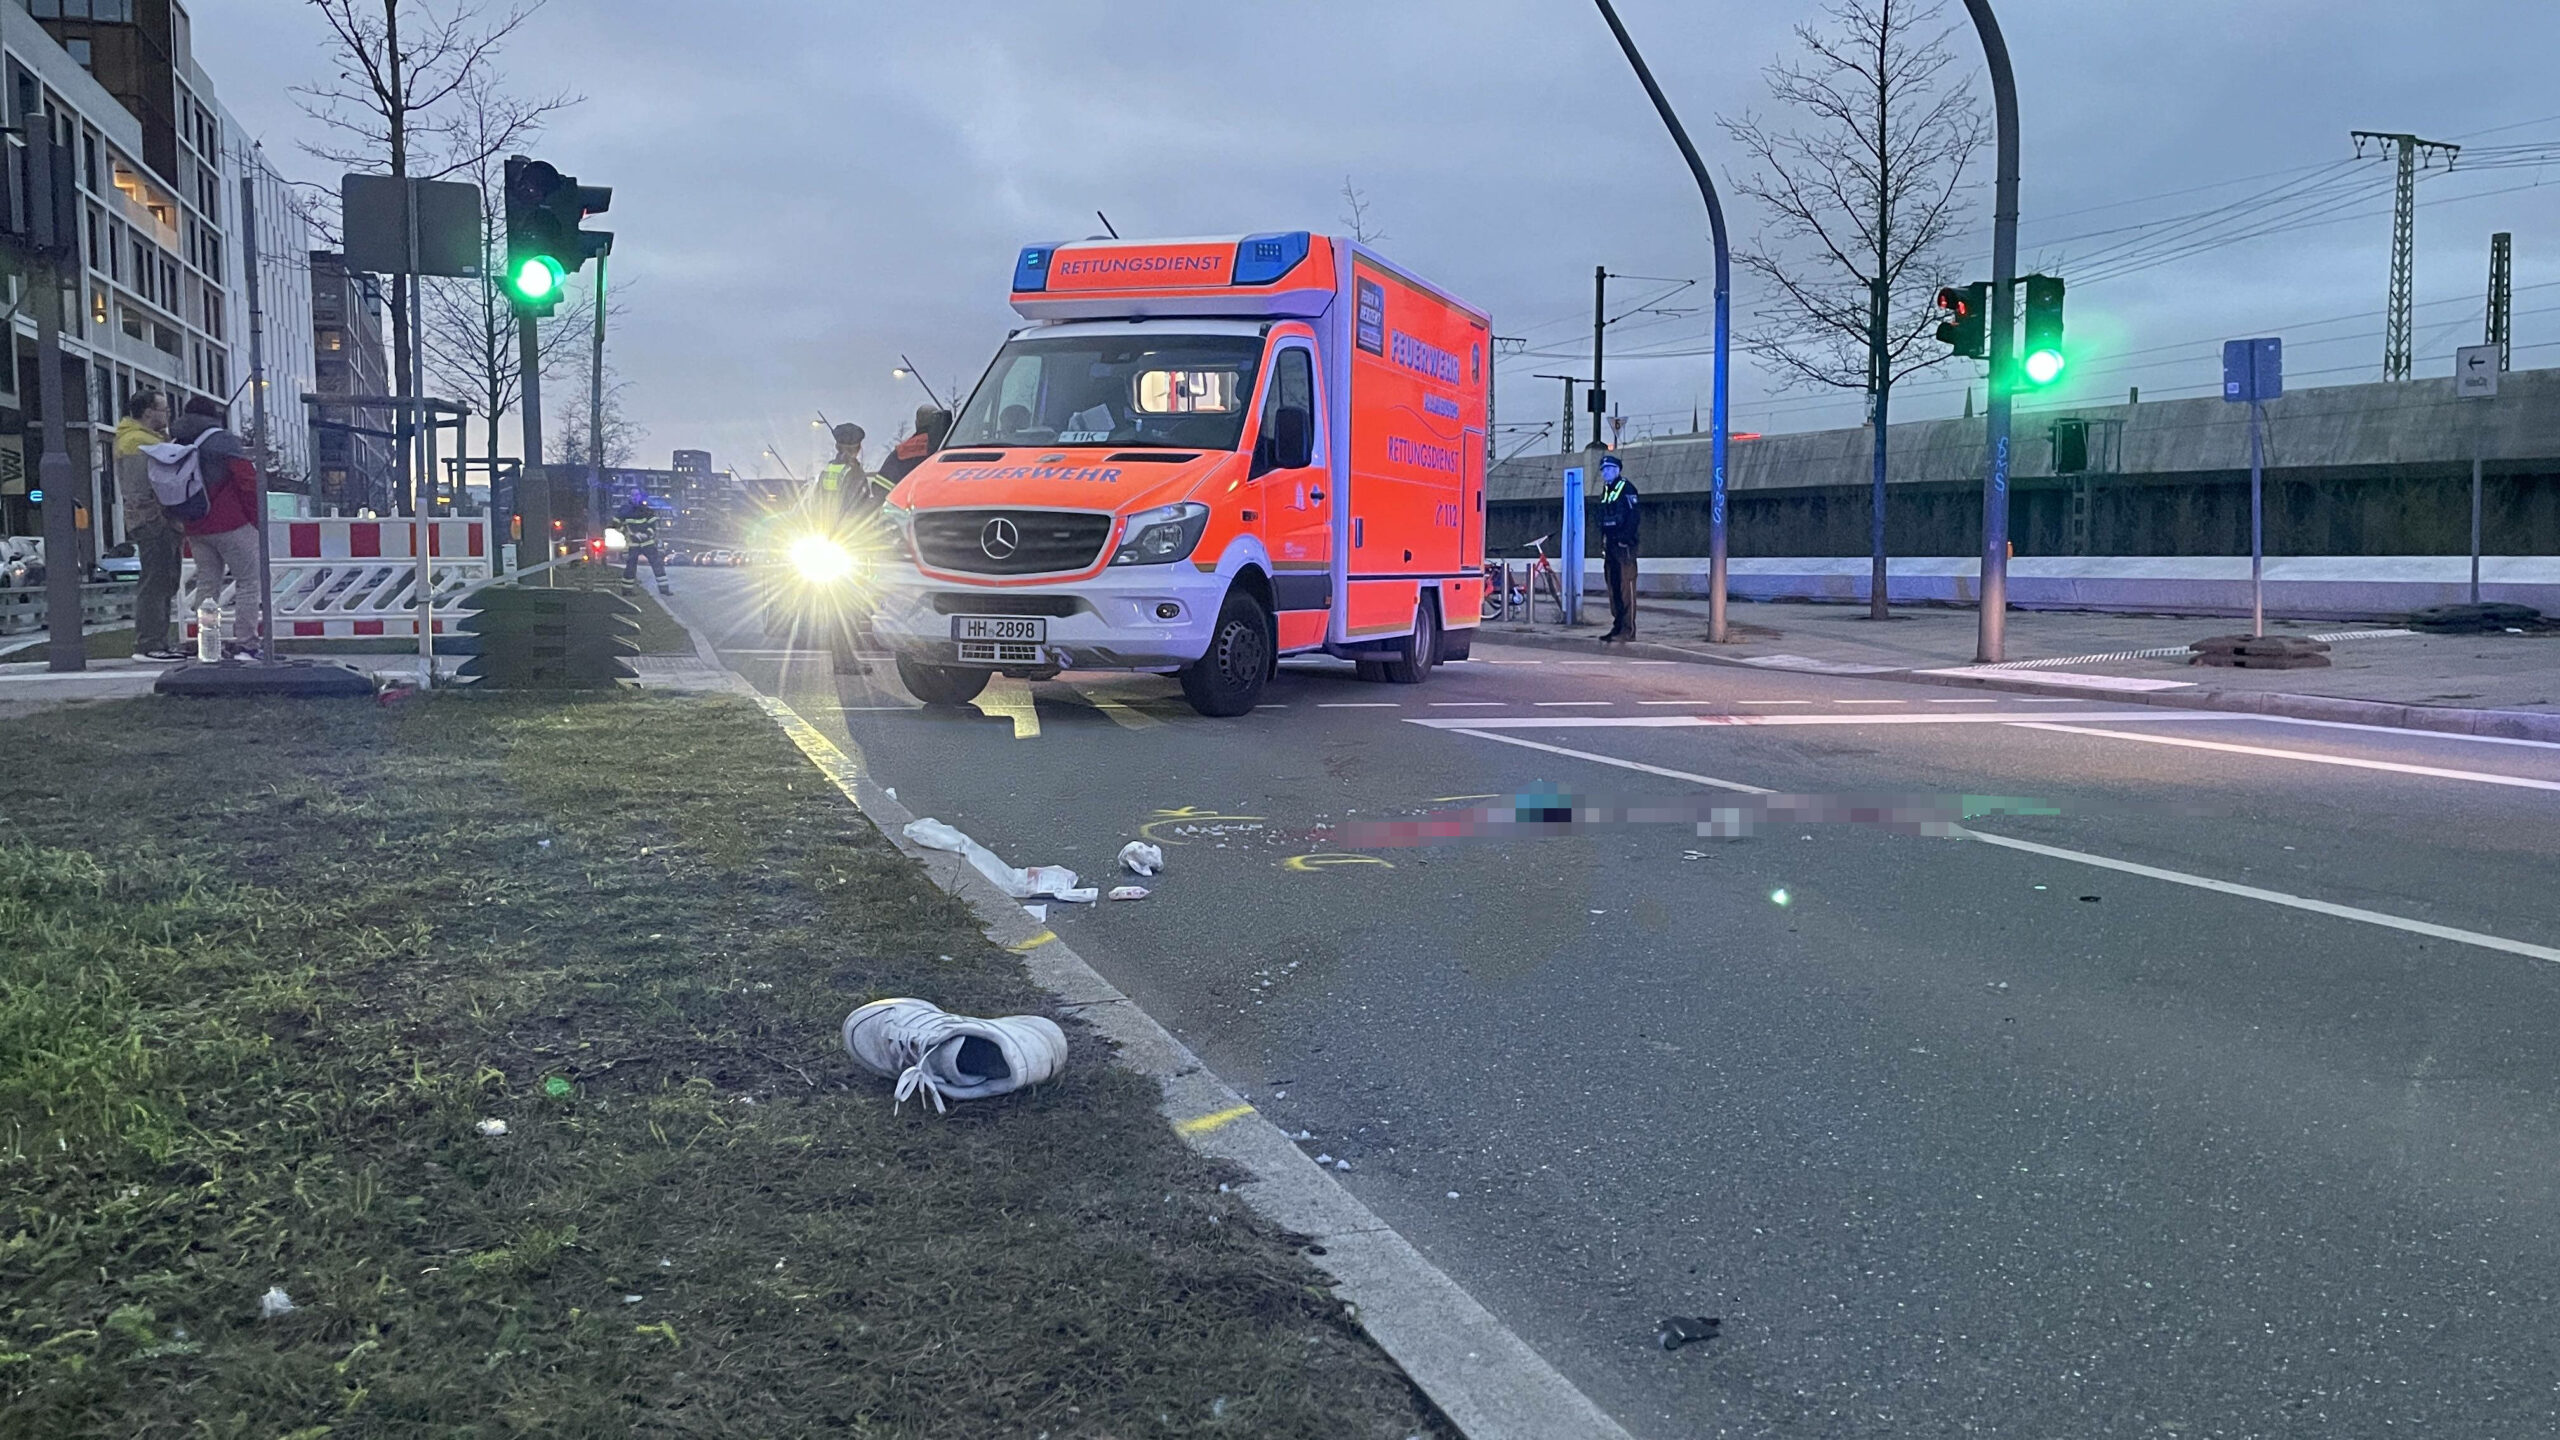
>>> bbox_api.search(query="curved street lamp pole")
[1962,0,2021,663]
[1588,0,1731,644]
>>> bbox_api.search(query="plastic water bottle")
[195,600,222,662]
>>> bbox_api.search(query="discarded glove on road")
[1657,1315,1722,1352]
[842,997,1067,1114]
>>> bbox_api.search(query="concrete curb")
[661,607,1636,1440]
[1479,624,2560,743]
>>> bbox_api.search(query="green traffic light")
[510,254,564,303]
[2023,348,2066,386]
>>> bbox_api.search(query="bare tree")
[1339,177,1387,245]
[294,0,569,513]
[551,355,642,471]
[1721,0,1984,617]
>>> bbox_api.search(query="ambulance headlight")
[1110,502,1210,566]
[789,534,859,585]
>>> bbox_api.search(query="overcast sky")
[194,0,2560,478]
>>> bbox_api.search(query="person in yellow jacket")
[812,422,893,523]
[111,389,184,661]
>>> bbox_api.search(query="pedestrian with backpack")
[162,397,263,660]
[112,388,184,660]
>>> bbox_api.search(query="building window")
[319,328,344,352]
[90,289,106,327]
[64,39,91,70]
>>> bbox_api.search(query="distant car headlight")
[789,534,858,585]
[1110,502,1211,566]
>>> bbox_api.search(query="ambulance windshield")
[949,333,1266,451]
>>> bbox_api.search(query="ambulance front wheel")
[896,656,991,708]
[1180,590,1272,718]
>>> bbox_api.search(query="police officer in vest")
[615,487,672,595]
[814,422,893,523]
[1596,452,1641,643]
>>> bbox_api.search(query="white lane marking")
[1445,729,2560,966]
[1624,660,1677,666]
[2012,722,2560,793]
[1483,659,1544,665]
[1970,832,2560,966]
[1922,665,2195,693]
[1928,698,2001,705]
[1834,700,1905,705]
[1256,704,1290,709]
[2231,714,2560,753]
[1430,701,1508,708]
[1319,702,1402,708]
[1556,661,1614,667]
[1730,699,1814,705]
[1410,710,2244,731]
[1447,729,1770,794]
[1535,701,1614,708]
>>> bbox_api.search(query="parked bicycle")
[1481,535,1566,623]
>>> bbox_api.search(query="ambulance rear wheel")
[1383,599,1438,684]
[1181,591,1272,718]
[897,656,991,708]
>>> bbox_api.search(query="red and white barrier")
[184,518,493,639]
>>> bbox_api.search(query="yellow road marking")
[1283,853,1395,872]
[971,676,1042,739]
[1176,1103,1256,1135]
[1006,930,1058,952]
[1077,685,1164,730]
[1139,806,1267,844]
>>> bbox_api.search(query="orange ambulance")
[870,232,1490,717]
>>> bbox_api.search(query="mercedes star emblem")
[979,516,1021,560]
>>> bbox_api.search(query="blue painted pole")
[1590,0,1730,643]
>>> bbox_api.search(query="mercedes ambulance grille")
[914,509,1115,576]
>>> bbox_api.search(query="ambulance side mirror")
[1271,405,1313,471]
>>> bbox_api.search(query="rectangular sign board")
[2222,338,2282,403]
[341,175,483,278]
[2455,344,2501,399]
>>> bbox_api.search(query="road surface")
[667,567,2560,1439]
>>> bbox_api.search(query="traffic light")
[502,155,612,316]
[1934,282,1987,359]
[2021,275,2066,387]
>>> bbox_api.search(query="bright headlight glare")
[1110,502,1211,566]
[789,535,858,584]
[603,527,628,551]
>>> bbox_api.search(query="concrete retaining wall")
[1565,556,2560,620]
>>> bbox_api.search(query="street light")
[1589,0,1733,644]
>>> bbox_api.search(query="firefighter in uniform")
[616,488,672,595]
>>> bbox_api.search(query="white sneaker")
[842,997,1067,1113]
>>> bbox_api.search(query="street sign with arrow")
[2456,344,2500,399]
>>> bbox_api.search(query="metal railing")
[0,581,139,637]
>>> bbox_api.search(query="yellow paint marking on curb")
[1007,930,1058,953]
[1176,1103,1256,1135]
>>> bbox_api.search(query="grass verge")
[0,691,1450,1438]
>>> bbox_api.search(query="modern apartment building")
[310,249,392,515]
[0,0,325,552]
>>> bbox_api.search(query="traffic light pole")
[1590,0,1731,643]
[1963,0,2020,664]
[35,257,82,672]
[588,250,608,539]
[518,312,550,586]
